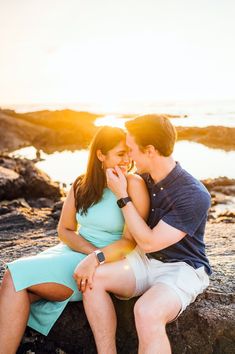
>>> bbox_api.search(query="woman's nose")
[123,154,130,163]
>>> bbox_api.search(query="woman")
[0,126,149,354]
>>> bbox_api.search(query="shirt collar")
[144,162,183,190]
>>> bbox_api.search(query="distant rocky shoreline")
[1,108,235,153]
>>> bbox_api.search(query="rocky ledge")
[0,157,234,354]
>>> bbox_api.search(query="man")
[83,114,211,354]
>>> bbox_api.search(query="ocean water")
[5,100,235,186]
[2,99,235,127]
[10,143,235,188]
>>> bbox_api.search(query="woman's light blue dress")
[7,189,124,335]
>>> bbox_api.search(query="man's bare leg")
[134,283,182,354]
[0,270,73,354]
[83,259,136,354]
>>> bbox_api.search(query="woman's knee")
[92,266,110,287]
[1,270,15,292]
[28,283,73,302]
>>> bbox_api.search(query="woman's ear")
[96,149,105,162]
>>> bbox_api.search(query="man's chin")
[136,166,147,174]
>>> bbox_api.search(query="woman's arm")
[57,186,96,254]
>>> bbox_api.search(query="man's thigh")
[94,258,136,298]
[135,283,182,324]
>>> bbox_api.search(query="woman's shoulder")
[127,173,146,187]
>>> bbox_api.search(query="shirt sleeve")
[162,189,211,237]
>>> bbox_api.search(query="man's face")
[126,134,149,174]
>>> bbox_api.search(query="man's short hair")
[125,114,177,156]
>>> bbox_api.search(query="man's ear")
[144,145,156,157]
[96,149,105,162]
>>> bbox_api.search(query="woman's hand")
[73,253,99,292]
[106,166,128,199]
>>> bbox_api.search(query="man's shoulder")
[179,168,210,194]
[176,169,211,208]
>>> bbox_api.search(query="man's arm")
[106,166,186,253]
[116,206,186,253]
[100,173,150,261]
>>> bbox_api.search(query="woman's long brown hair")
[73,126,126,214]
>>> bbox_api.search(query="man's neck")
[149,156,176,184]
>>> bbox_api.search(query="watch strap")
[117,196,132,208]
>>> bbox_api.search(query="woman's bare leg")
[83,259,136,354]
[0,270,73,354]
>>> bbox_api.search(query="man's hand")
[106,166,128,199]
[73,253,99,292]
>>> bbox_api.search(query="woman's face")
[100,140,131,174]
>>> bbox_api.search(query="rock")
[176,126,235,151]
[17,290,235,354]
[0,166,26,200]
[51,209,62,221]
[27,198,55,208]
[0,210,36,233]
[201,177,235,191]
[51,200,64,220]
[0,221,234,354]
[0,109,98,153]
[52,200,64,211]
[0,156,63,201]
[0,198,31,216]
[216,210,235,223]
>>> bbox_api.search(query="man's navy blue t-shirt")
[141,162,212,275]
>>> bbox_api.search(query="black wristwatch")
[94,250,105,265]
[117,196,132,208]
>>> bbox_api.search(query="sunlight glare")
[95,115,126,128]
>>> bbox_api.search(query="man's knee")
[134,297,167,327]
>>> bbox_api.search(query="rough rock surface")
[0,155,63,201]
[0,161,234,353]
[0,220,234,353]
[0,218,234,354]
[0,109,98,153]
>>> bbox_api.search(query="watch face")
[97,252,105,263]
[117,199,126,208]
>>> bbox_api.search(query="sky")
[0,0,235,111]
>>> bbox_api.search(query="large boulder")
[18,288,235,354]
[0,156,63,201]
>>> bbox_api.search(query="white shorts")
[124,247,209,317]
